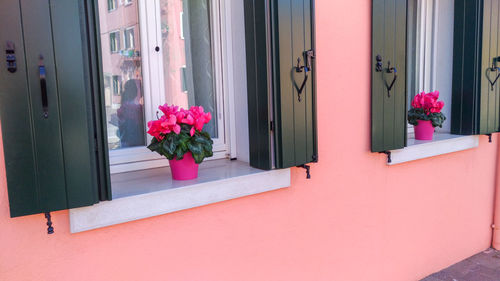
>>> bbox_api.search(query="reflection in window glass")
[108,0,117,11]
[160,0,218,138]
[99,0,145,150]
[109,31,120,53]
[124,28,135,50]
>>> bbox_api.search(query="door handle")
[38,55,48,119]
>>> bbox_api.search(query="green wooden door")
[371,0,407,152]
[0,0,110,218]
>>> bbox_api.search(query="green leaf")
[188,142,203,155]
[174,146,185,160]
[147,141,162,152]
[192,151,204,164]
[162,140,176,155]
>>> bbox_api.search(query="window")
[112,75,121,95]
[99,0,227,173]
[371,0,498,163]
[124,27,135,50]
[109,31,120,53]
[124,0,133,6]
[407,0,454,137]
[0,0,316,221]
[70,0,315,232]
[108,0,117,12]
[180,66,187,92]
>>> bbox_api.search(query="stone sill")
[388,133,479,165]
[69,160,290,233]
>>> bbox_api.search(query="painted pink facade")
[1,1,498,281]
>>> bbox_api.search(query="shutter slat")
[304,0,315,160]
[292,0,307,165]
[51,0,100,208]
[20,0,68,212]
[0,1,39,217]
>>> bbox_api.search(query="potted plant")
[408,91,446,140]
[146,104,213,180]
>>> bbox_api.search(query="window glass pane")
[160,0,218,138]
[99,0,146,150]
[108,0,116,11]
[125,28,135,49]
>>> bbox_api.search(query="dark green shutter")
[371,0,407,152]
[244,0,318,170]
[0,0,110,218]
[452,0,500,135]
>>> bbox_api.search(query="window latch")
[294,50,315,102]
[6,41,16,73]
[486,60,500,91]
[385,61,397,96]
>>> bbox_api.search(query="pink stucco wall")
[1,1,497,280]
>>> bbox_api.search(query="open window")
[406,0,455,139]
[98,0,230,176]
[0,0,317,229]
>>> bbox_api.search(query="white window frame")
[108,0,235,174]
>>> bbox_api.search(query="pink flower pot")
[168,152,199,180]
[414,120,435,140]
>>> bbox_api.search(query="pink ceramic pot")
[414,120,435,140]
[168,152,199,180]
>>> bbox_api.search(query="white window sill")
[69,160,290,233]
[388,133,479,165]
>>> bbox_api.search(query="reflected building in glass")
[99,0,145,150]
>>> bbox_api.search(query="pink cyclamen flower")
[410,91,445,114]
[147,103,213,139]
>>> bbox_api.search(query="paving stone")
[420,249,500,281]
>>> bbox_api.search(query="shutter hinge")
[312,154,318,163]
[379,151,392,164]
[270,121,274,131]
[297,164,311,179]
[487,134,493,143]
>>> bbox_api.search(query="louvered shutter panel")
[0,0,110,218]
[371,0,408,152]
[452,0,500,135]
[244,0,318,170]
